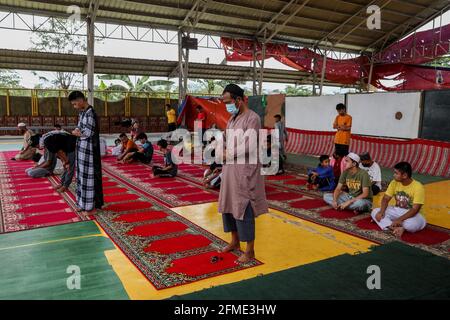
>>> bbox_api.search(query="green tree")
[97,75,175,93]
[283,85,312,96]
[0,69,21,87]
[426,55,450,68]
[192,79,245,95]
[30,18,89,89]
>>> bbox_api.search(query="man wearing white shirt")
[359,152,382,195]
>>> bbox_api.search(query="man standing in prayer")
[218,84,268,264]
[166,104,177,132]
[333,103,352,156]
[68,91,104,215]
[13,123,36,161]
[273,114,288,175]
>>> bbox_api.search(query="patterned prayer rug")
[101,156,218,207]
[171,161,450,259]
[0,151,85,233]
[94,170,262,289]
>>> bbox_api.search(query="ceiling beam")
[180,0,210,33]
[87,0,100,22]
[265,0,312,43]
[315,0,380,46]
[256,0,299,37]
[363,0,449,52]
[332,0,393,47]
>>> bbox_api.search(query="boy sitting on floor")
[152,139,177,177]
[371,162,426,238]
[111,138,122,156]
[307,155,335,191]
[117,133,138,162]
[121,133,154,164]
[323,153,373,214]
[203,148,222,189]
[359,152,382,196]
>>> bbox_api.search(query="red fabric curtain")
[220,23,450,91]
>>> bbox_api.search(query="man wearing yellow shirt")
[166,104,177,132]
[371,162,426,238]
[333,103,352,156]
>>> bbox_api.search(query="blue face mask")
[226,103,239,115]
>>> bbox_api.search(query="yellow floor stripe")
[103,202,375,300]
[0,233,103,251]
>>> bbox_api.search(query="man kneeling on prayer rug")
[371,161,426,238]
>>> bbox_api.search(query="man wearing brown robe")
[218,84,269,264]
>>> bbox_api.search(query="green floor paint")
[286,153,447,184]
[171,242,450,300]
[0,222,129,300]
[0,221,100,249]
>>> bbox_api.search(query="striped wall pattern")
[285,128,450,178]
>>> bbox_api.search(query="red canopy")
[221,23,450,91]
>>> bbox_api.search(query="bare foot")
[236,250,255,264]
[219,242,240,253]
[392,226,405,238]
[80,210,96,217]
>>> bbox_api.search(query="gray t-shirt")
[43,149,57,172]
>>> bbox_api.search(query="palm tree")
[283,85,312,96]
[193,79,245,95]
[97,75,176,93]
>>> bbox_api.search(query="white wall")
[285,92,422,139]
[347,92,422,139]
[286,95,345,131]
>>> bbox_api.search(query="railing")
[0,88,177,117]
[0,88,223,117]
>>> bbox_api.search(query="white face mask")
[225,103,239,115]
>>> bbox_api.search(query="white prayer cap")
[347,152,360,163]
[17,122,27,128]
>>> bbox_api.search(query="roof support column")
[86,0,99,106]
[86,16,94,105]
[177,30,189,105]
[319,49,327,96]
[258,42,266,95]
[252,42,257,96]
[367,55,374,92]
[312,51,317,96]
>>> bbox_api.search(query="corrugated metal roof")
[0,0,448,52]
[0,49,344,85]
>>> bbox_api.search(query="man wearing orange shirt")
[117,133,138,162]
[333,103,352,156]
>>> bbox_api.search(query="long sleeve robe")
[218,109,268,220]
[76,106,104,211]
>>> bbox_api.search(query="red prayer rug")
[147,158,450,258]
[0,151,85,233]
[95,171,262,290]
[266,188,450,259]
[101,160,220,207]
